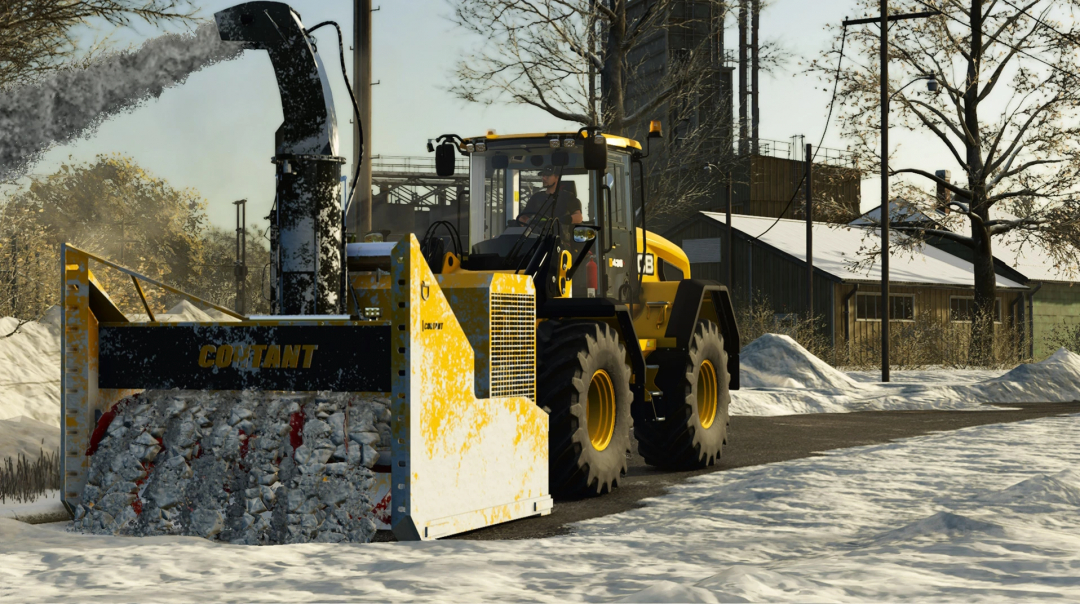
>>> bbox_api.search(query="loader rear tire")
[537,320,633,498]
[636,320,729,470]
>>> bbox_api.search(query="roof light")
[466,143,475,152]
[562,138,576,148]
[487,129,497,136]
[649,120,662,138]
[549,138,561,148]
[475,141,487,152]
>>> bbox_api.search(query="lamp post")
[843,3,939,383]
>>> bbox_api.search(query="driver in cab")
[516,166,582,227]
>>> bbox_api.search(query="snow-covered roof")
[981,209,1080,283]
[852,204,1079,284]
[850,200,947,227]
[992,233,1078,283]
[699,212,1027,289]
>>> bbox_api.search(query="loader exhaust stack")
[216,2,344,315]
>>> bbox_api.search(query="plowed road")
[437,403,1080,541]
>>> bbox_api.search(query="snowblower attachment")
[60,238,551,541]
[60,0,550,542]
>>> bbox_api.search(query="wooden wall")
[833,282,1026,364]
[733,155,861,223]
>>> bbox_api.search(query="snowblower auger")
[60,238,552,541]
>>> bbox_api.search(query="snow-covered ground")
[0,491,65,523]
[0,416,58,462]
[731,335,1080,416]
[0,308,62,427]
[1,415,1078,602]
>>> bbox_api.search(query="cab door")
[599,151,637,302]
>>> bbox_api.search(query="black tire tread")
[636,320,730,470]
[537,320,633,498]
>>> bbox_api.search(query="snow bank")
[732,335,1080,416]
[0,302,238,430]
[0,491,66,524]
[0,417,59,462]
[739,334,859,390]
[72,390,390,544]
[0,310,63,427]
[128,300,240,323]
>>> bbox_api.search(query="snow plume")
[0,23,244,182]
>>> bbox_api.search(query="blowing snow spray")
[0,23,244,182]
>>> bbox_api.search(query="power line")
[999,0,1080,48]
[910,0,1080,81]
[749,25,848,241]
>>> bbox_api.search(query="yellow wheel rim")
[698,359,718,429]
[587,369,616,451]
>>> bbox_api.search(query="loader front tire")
[637,320,729,470]
[538,320,633,498]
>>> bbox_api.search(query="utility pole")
[352,0,373,237]
[843,3,939,383]
[726,172,734,288]
[879,0,889,383]
[234,199,248,314]
[737,0,748,156]
[750,0,760,156]
[805,143,813,320]
[588,1,597,124]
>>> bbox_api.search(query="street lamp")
[892,73,938,102]
[843,3,940,383]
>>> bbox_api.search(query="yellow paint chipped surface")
[391,236,551,539]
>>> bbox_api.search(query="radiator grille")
[489,292,536,400]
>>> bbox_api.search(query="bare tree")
[814,0,1080,361]
[0,0,196,89]
[451,0,726,134]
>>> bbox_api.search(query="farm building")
[855,201,1080,359]
[663,212,1029,364]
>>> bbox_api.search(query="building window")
[950,296,1002,323]
[682,238,722,264]
[855,293,915,322]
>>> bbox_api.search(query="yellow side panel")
[390,236,552,540]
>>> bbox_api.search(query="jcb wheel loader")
[419,127,741,498]
[58,1,739,542]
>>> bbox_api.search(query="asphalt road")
[435,402,1080,541]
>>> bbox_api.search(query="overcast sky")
[12,0,952,230]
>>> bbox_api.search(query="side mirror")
[573,225,599,243]
[583,132,607,170]
[435,142,457,177]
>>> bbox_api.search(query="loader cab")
[445,132,639,302]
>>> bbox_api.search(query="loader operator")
[516,166,582,228]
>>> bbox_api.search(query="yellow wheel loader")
[58,1,740,543]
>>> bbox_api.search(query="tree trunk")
[970,214,997,363]
[965,0,996,364]
[602,0,627,134]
